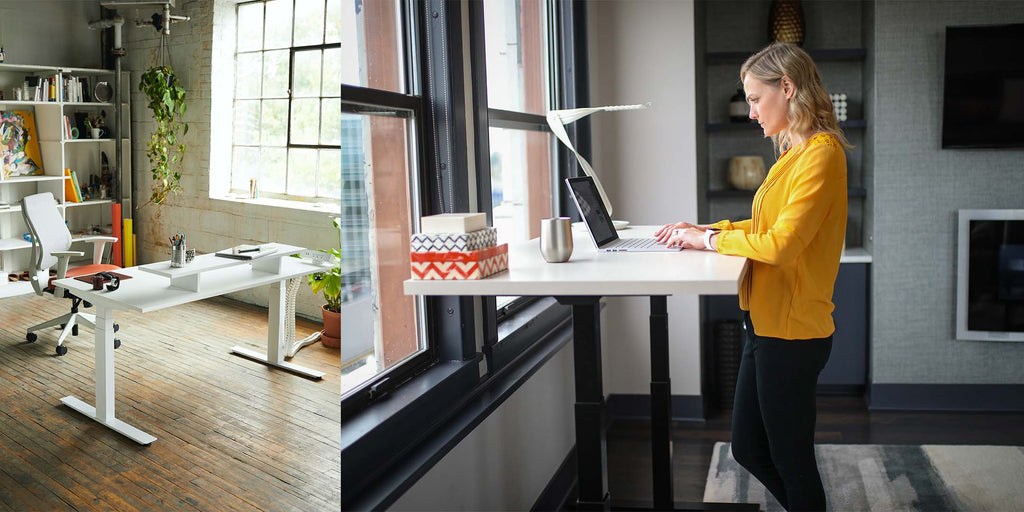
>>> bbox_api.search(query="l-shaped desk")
[54,244,331,445]
[405,226,750,510]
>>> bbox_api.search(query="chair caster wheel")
[113,323,119,333]
[26,332,37,342]
[72,325,79,336]
[84,301,92,308]
[56,345,68,356]
[114,339,121,349]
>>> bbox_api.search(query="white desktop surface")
[404,225,748,297]
[56,250,318,313]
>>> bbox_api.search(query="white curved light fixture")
[546,103,650,217]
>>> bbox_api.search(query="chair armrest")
[47,251,84,287]
[73,236,118,265]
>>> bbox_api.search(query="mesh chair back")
[21,192,73,274]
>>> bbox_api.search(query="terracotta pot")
[321,305,340,349]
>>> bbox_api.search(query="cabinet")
[0,64,130,297]
[695,0,873,404]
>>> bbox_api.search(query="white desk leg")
[230,280,326,380]
[61,305,156,445]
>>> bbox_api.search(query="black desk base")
[557,296,758,512]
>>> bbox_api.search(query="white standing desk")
[405,226,750,511]
[55,246,329,445]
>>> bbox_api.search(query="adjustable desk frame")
[405,228,756,511]
[55,248,330,445]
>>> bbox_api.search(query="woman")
[655,42,849,511]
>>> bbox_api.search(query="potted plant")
[138,65,188,207]
[306,218,341,348]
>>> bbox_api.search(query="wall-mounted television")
[942,24,1024,149]
[956,210,1024,341]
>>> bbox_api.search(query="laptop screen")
[566,177,617,247]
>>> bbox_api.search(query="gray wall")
[870,0,1024,384]
[0,1,102,68]
[588,0,704,398]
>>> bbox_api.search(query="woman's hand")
[665,227,706,249]
[655,221,701,243]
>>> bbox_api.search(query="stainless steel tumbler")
[540,217,573,263]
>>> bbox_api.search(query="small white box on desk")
[420,213,487,233]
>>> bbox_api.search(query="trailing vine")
[138,65,188,207]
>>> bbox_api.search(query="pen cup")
[171,246,186,268]
[539,217,573,263]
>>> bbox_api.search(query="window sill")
[212,194,340,214]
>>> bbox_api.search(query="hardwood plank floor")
[0,293,340,512]
[602,396,1024,506]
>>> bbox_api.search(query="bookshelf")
[0,63,130,290]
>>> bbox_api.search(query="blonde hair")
[740,42,852,154]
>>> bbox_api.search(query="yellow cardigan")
[710,133,847,340]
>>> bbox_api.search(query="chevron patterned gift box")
[410,244,509,280]
[411,227,498,253]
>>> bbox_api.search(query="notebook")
[565,176,681,253]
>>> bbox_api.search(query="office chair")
[21,192,121,356]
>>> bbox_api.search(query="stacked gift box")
[410,213,508,280]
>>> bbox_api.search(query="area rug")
[704,442,1024,511]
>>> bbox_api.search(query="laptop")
[566,176,681,252]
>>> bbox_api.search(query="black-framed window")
[233,0,341,201]
[339,0,434,414]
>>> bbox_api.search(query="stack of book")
[410,213,508,280]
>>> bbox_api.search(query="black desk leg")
[559,296,609,511]
[650,296,673,510]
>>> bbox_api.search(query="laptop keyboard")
[606,238,660,249]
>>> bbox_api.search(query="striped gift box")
[410,244,509,280]
[411,227,498,253]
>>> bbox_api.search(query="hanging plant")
[138,65,188,207]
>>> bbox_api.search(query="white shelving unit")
[0,64,130,291]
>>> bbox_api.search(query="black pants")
[731,312,833,512]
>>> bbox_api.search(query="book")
[0,110,44,179]
[420,213,487,234]
[215,244,279,260]
[70,170,84,202]
[411,227,497,253]
[63,169,78,203]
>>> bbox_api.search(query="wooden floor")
[0,292,340,512]
[602,396,1024,506]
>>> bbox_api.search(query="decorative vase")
[321,305,340,349]
[769,0,805,46]
[728,156,767,190]
[729,88,748,123]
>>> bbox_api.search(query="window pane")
[489,127,551,310]
[262,50,289,98]
[288,148,318,196]
[319,149,341,199]
[264,0,293,49]
[321,98,340,145]
[291,99,320,145]
[261,99,288,146]
[294,0,326,46]
[237,2,264,52]
[340,113,422,394]
[234,100,260,145]
[294,49,322,98]
[232,146,260,191]
[323,48,340,97]
[483,0,550,114]
[341,0,404,93]
[325,0,341,44]
[260,147,287,193]
[236,52,263,98]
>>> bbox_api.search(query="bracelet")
[703,229,716,250]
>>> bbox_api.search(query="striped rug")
[704,442,1024,511]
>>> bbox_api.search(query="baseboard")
[606,393,704,421]
[532,445,576,512]
[869,383,1024,411]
